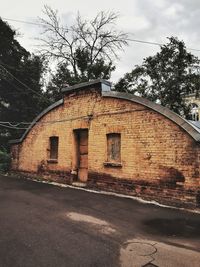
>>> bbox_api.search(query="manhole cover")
[142,263,158,267]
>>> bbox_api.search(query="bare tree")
[38,5,129,81]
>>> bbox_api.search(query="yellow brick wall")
[11,89,200,190]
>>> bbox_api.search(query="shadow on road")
[143,218,200,238]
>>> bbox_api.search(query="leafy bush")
[0,150,11,172]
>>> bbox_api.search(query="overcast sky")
[1,0,200,82]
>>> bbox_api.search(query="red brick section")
[10,87,200,208]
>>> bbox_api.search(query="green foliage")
[0,149,10,172]
[115,37,200,116]
[0,18,48,150]
[40,7,127,102]
[46,48,115,102]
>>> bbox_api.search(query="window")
[107,133,121,162]
[189,103,199,121]
[49,136,59,160]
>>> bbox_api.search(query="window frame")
[104,133,122,167]
[48,136,59,163]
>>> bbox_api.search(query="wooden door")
[78,129,88,182]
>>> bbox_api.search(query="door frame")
[72,128,89,182]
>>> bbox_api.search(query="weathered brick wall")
[11,88,200,207]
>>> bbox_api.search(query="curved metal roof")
[9,99,64,144]
[9,85,200,144]
[102,91,200,142]
[61,79,111,94]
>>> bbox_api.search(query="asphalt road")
[0,174,200,267]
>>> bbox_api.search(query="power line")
[0,63,44,99]
[0,73,29,96]
[2,17,45,27]
[4,122,31,126]
[0,121,32,125]
[0,68,42,102]
[127,38,162,47]
[1,17,71,31]
[127,38,200,52]
[0,63,52,104]
[0,108,147,130]
[2,17,200,52]
[0,123,28,130]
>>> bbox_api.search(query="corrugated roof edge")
[188,120,200,130]
[61,79,111,93]
[9,89,200,145]
[9,79,111,145]
[9,99,64,144]
[102,91,200,142]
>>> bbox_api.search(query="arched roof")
[102,91,200,142]
[9,81,200,144]
[9,99,64,144]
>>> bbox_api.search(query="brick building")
[10,79,200,207]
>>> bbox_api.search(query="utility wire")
[1,17,71,31]
[0,123,28,130]
[0,63,52,104]
[0,108,149,129]
[2,17,200,52]
[0,63,45,99]
[0,70,37,99]
[0,121,33,125]
[127,38,162,47]
[2,17,45,27]
[127,38,200,52]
